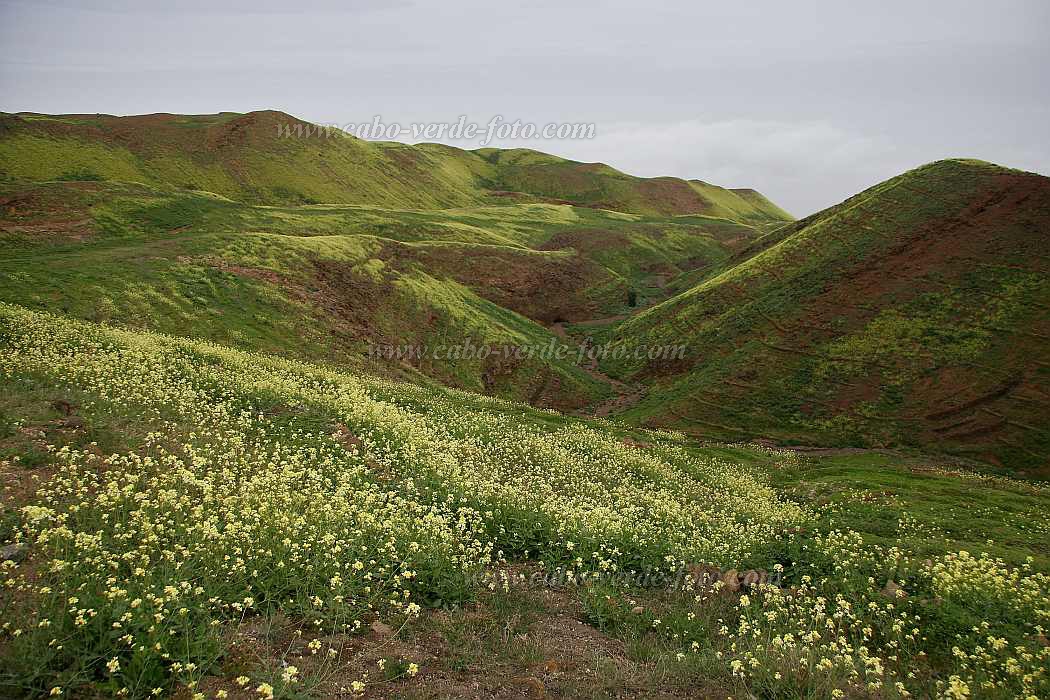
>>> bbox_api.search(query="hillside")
[0,110,792,409]
[0,111,788,221]
[2,111,1050,699]
[0,177,768,408]
[3,115,1049,474]
[605,159,1050,472]
[2,305,1048,699]
[473,147,792,220]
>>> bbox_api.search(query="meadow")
[2,305,1048,699]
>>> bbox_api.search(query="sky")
[1,0,1048,216]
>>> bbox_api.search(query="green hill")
[4,114,1048,474]
[605,159,1050,472]
[0,176,770,408]
[2,112,1050,700]
[0,110,789,222]
[0,110,791,409]
[474,147,791,220]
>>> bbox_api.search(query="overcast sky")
[2,0,1048,215]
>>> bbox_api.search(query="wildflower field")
[1,304,1049,699]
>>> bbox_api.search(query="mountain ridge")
[0,109,790,221]
[2,112,1048,471]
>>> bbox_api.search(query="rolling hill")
[3,111,1049,472]
[0,113,789,408]
[3,111,1050,700]
[0,110,788,220]
[604,159,1050,472]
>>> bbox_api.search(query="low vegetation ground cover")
[0,178,765,410]
[1,305,1048,699]
[605,160,1050,472]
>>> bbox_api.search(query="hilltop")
[603,159,1050,472]
[0,110,787,220]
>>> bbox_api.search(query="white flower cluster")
[0,305,804,696]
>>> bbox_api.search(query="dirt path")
[582,368,646,418]
[546,272,678,418]
[571,313,630,328]
[572,336,648,418]
[546,321,646,416]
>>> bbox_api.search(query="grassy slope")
[0,111,489,210]
[3,111,1050,698]
[1,307,1047,699]
[0,109,790,408]
[0,177,769,408]
[606,159,1050,472]
[0,111,790,223]
[475,147,790,220]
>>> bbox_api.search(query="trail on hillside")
[576,338,647,418]
[551,272,672,418]
[549,321,643,417]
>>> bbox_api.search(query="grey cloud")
[2,0,1048,215]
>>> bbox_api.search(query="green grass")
[766,451,1050,570]
[1,306,1048,699]
[4,111,1050,698]
[0,176,778,407]
[0,111,791,222]
[607,159,1050,472]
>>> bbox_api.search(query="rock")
[538,660,561,674]
[687,563,721,588]
[517,676,546,699]
[50,399,76,416]
[722,569,741,593]
[1,543,28,562]
[370,620,394,637]
[881,580,907,599]
[333,423,363,450]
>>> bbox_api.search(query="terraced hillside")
[606,159,1050,472]
[0,110,788,220]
